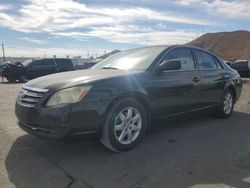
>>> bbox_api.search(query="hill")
[188,30,250,61]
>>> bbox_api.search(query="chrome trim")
[18,86,49,107]
[21,97,40,103]
[18,101,37,108]
[19,122,58,133]
[23,86,49,93]
[23,90,43,97]
[71,131,97,135]
[161,69,198,73]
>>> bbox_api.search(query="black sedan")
[15,45,242,152]
[230,60,250,77]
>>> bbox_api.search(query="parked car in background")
[83,62,97,69]
[1,61,25,82]
[2,58,75,82]
[230,60,250,77]
[15,45,242,152]
[0,63,5,76]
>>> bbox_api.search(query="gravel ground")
[0,78,250,188]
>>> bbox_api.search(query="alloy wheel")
[223,92,233,114]
[114,107,142,145]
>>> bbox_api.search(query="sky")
[0,0,249,57]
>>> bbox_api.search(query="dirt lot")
[0,79,250,188]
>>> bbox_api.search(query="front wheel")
[101,98,148,152]
[18,75,29,83]
[215,89,234,118]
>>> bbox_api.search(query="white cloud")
[176,0,201,6]
[4,46,109,58]
[0,0,209,46]
[206,0,250,19]
[54,25,200,45]
[18,37,48,44]
[176,0,250,20]
[0,4,12,10]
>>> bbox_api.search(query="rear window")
[194,50,218,70]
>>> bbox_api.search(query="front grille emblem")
[19,90,25,100]
[18,87,48,107]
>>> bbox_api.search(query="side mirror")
[156,59,181,73]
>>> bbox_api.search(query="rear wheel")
[215,89,234,118]
[101,98,148,152]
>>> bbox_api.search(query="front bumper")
[18,121,69,139]
[15,100,106,139]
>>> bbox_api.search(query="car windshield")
[22,59,33,67]
[92,47,166,71]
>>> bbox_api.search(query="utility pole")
[1,43,5,62]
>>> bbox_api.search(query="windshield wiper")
[102,67,119,70]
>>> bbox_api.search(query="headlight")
[46,86,92,107]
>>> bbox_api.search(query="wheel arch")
[226,84,236,103]
[106,91,152,125]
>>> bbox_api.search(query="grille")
[18,86,49,107]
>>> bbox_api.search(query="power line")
[1,43,5,62]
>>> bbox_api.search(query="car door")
[149,47,203,118]
[39,59,57,76]
[192,49,226,107]
[55,59,74,72]
[26,60,42,79]
[27,59,57,79]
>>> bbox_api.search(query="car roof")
[32,58,71,61]
[139,44,214,53]
[235,60,249,63]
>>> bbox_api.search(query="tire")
[6,76,16,83]
[214,89,234,118]
[18,75,29,83]
[101,98,148,152]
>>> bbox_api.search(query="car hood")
[25,69,142,90]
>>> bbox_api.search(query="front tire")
[215,89,234,118]
[18,75,29,83]
[101,98,148,152]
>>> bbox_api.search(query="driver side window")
[163,48,195,70]
[30,60,42,71]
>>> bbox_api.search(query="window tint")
[55,59,73,71]
[214,57,223,69]
[32,60,42,66]
[194,50,218,70]
[33,59,55,66]
[164,48,195,70]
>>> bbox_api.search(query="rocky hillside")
[188,30,250,61]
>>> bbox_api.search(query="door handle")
[192,77,200,82]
